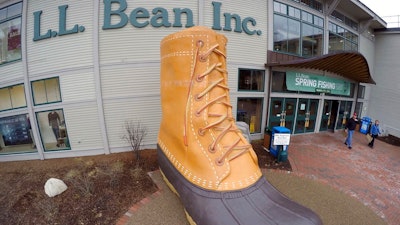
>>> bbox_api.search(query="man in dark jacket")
[344,113,359,149]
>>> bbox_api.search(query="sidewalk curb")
[116,171,163,225]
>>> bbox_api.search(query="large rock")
[44,178,68,197]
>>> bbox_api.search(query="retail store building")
[0,0,397,161]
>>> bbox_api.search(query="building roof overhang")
[265,51,376,84]
[338,0,387,30]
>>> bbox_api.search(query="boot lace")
[183,40,251,167]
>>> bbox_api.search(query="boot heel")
[160,169,179,196]
[160,169,197,225]
[183,209,197,225]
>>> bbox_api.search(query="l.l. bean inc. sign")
[33,0,262,41]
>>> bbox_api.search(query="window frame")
[236,97,264,134]
[0,2,22,65]
[0,83,26,112]
[328,21,358,53]
[31,77,62,106]
[238,69,266,92]
[273,1,324,57]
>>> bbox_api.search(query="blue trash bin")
[360,117,371,134]
[269,126,291,162]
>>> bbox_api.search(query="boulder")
[44,178,68,197]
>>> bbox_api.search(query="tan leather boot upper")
[158,26,262,191]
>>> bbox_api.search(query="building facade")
[368,28,400,138]
[0,0,394,161]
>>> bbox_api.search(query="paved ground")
[117,131,399,225]
[288,131,400,225]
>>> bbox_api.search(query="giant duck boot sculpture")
[158,26,323,225]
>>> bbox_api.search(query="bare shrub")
[122,120,147,166]
[131,165,144,180]
[37,198,59,222]
[64,159,97,197]
[96,161,125,188]
[79,174,95,196]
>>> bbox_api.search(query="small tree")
[122,120,147,165]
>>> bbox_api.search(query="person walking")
[368,120,381,148]
[344,113,359,149]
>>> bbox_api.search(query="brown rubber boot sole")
[157,145,323,225]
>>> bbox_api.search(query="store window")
[357,85,365,99]
[32,77,62,105]
[273,1,323,57]
[238,69,265,92]
[0,2,22,64]
[237,98,263,133]
[271,71,289,92]
[273,14,301,55]
[355,102,363,117]
[328,22,358,53]
[349,83,355,97]
[0,84,26,111]
[36,109,70,151]
[302,23,323,57]
[0,114,37,154]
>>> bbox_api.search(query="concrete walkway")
[116,131,399,225]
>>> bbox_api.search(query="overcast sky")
[360,0,400,27]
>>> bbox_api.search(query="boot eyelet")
[194,94,202,101]
[196,75,204,82]
[198,128,206,136]
[215,158,224,166]
[208,145,216,153]
[199,55,207,62]
[195,110,201,117]
[197,40,204,47]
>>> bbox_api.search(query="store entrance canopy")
[265,51,376,84]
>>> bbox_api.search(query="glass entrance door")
[320,100,339,131]
[336,101,352,129]
[294,99,318,134]
[268,98,296,132]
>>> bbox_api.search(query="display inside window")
[0,114,37,154]
[36,109,70,151]
[0,84,26,111]
[238,69,265,91]
[237,98,263,133]
[0,2,22,64]
[32,77,62,105]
